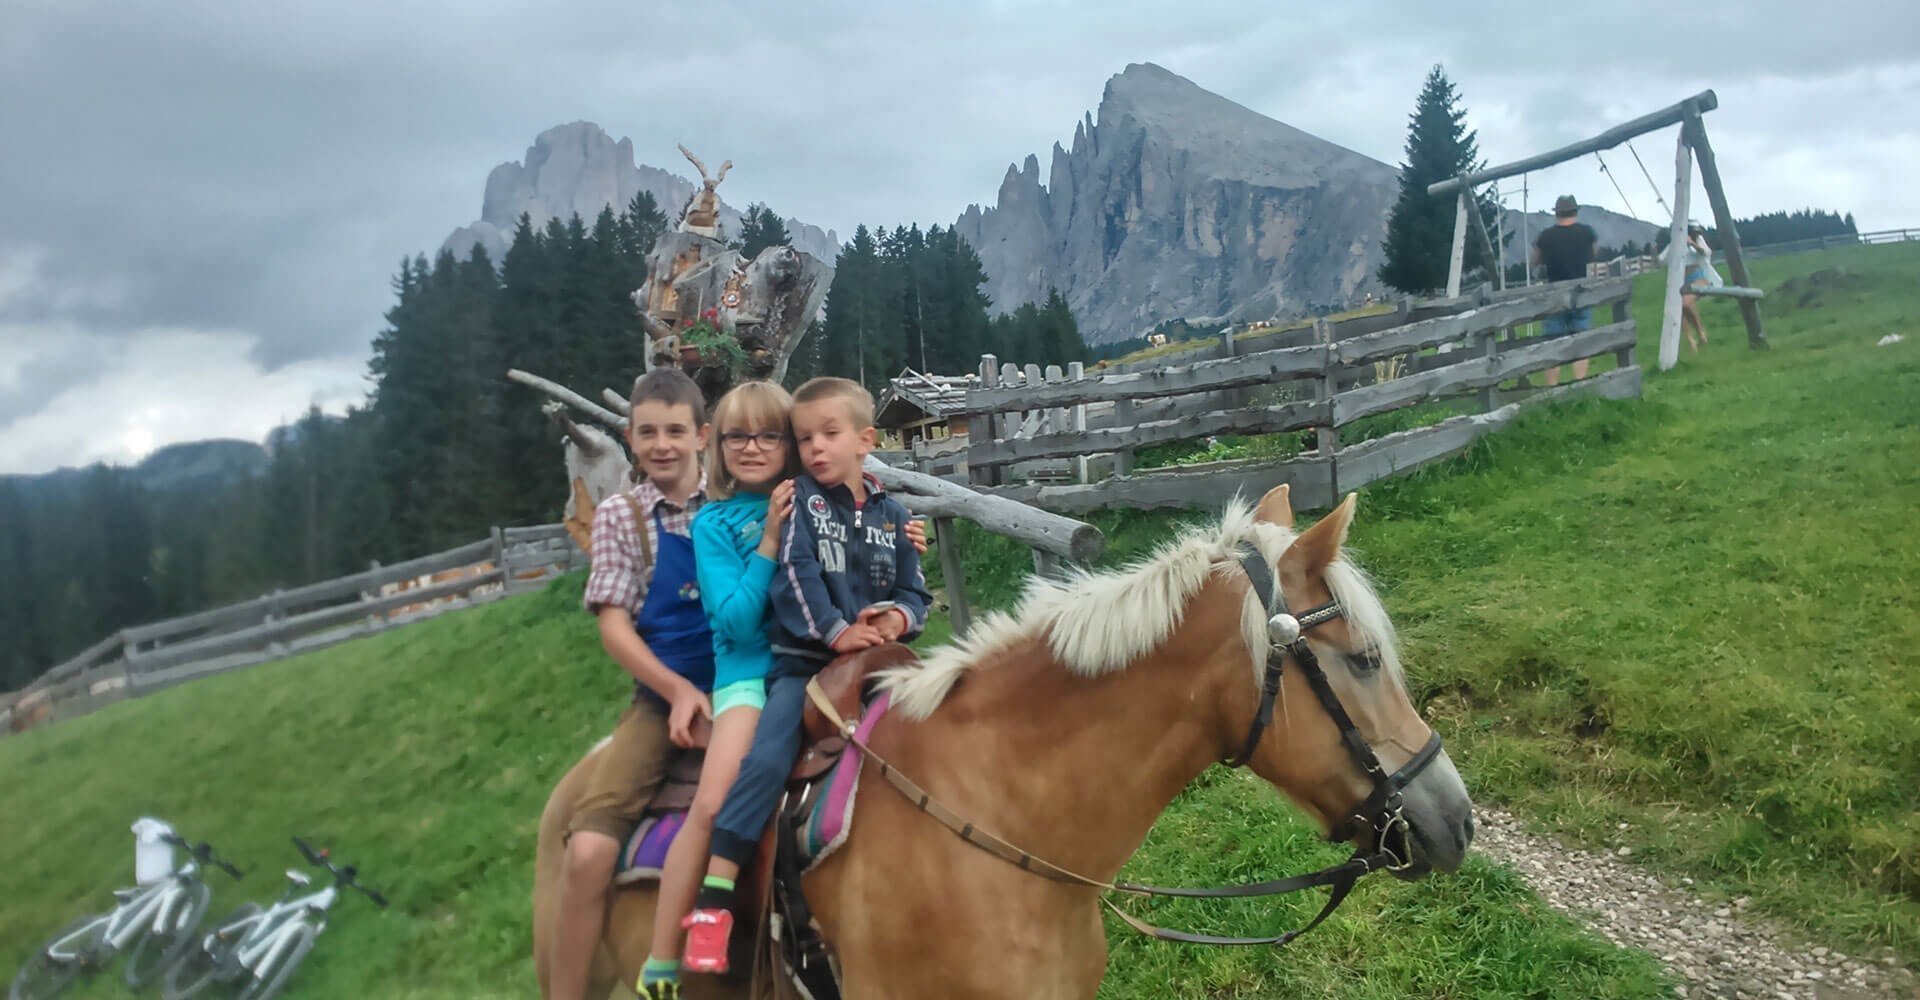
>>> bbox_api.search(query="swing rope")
[1593,150,1641,222]
[1627,141,1674,222]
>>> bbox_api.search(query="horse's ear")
[1281,492,1357,577]
[1253,484,1294,528]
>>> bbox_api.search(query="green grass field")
[4,243,1914,997]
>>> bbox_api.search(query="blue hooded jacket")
[769,472,931,677]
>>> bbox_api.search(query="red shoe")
[681,908,733,974]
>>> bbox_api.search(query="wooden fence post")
[1659,127,1694,372]
[490,526,506,573]
[1684,108,1767,351]
[1314,317,1342,497]
[1446,189,1470,298]
[1031,548,1064,581]
[1477,324,1500,412]
[968,354,1000,488]
[364,559,384,631]
[933,516,972,638]
[1111,396,1135,476]
[266,589,287,659]
[1066,361,1088,484]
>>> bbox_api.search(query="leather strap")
[802,677,1403,947]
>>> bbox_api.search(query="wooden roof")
[875,368,976,428]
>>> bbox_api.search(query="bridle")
[1226,544,1444,852]
[805,542,1447,948]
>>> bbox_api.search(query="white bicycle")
[162,837,386,1000]
[8,826,244,1000]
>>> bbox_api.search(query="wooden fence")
[2,525,581,734]
[962,275,1640,514]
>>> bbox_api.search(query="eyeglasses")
[720,430,788,451]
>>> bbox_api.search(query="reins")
[803,543,1444,947]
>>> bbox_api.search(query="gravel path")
[1473,807,1915,999]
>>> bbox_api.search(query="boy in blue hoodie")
[679,376,931,973]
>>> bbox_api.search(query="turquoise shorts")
[712,678,767,716]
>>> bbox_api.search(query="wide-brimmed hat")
[1553,195,1579,215]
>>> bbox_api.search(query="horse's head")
[1236,484,1474,877]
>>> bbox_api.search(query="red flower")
[703,308,718,320]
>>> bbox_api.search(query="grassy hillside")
[953,241,1920,962]
[5,242,1914,996]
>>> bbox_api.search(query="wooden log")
[1336,276,1632,365]
[507,368,629,429]
[957,343,1326,413]
[933,516,973,637]
[864,456,1104,563]
[1684,109,1768,350]
[602,387,632,415]
[1332,321,1635,426]
[990,454,1336,516]
[1336,366,1642,490]
[1428,90,1718,196]
[969,398,1328,468]
[1446,189,1470,299]
[1031,548,1065,581]
[1660,129,1694,372]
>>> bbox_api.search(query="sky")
[2,0,1914,474]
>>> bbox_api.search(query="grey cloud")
[1,0,1913,393]
[0,337,106,429]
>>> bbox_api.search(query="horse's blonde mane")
[878,499,1403,721]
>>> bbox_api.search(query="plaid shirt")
[582,476,707,616]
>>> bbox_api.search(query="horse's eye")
[1350,649,1384,674]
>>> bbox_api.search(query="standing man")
[1531,194,1599,386]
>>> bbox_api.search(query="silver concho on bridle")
[1267,612,1302,646]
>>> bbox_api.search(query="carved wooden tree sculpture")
[511,146,836,550]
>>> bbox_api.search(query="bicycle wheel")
[161,903,260,1000]
[125,880,212,990]
[234,922,316,1000]
[9,914,108,1000]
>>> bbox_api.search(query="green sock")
[694,874,736,911]
[640,957,679,985]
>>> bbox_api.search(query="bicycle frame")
[216,872,337,976]
[45,862,203,961]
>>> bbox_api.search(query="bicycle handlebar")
[291,836,388,908]
[161,832,245,879]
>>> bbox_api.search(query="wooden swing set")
[1429,89,1767,372]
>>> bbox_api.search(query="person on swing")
[678,376,932,975]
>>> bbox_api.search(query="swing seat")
[1693,285,1765,300]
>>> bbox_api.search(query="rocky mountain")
[954,63,1401,344]
[441,122,839,264]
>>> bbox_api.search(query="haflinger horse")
[533,483,1474,999]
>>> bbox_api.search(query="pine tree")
[734,203,792,259]
[1379,66,1498,294]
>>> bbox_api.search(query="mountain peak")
[442,122,839,264]
[953,65,1399,343]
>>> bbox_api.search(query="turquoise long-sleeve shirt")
[691,492,777,691]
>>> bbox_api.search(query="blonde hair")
[705,381,797,500]
[792,376,875,429]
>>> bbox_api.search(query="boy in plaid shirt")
[552,369,714,1000]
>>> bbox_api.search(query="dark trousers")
[710,673,808,866]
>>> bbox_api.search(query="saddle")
[614,644,920,999]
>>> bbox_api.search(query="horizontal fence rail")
[5,523,583,735]
[958,276,1643,517]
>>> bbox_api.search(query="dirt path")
[1473,808,1915,999]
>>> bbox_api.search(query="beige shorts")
[564,699,672,845]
